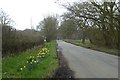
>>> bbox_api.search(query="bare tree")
[0,8,14,25]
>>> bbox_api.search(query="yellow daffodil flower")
[42,53,45,54]
[37,56,39,57]
[34,61,37,63]
[20,68,23,70]
[32,60,34,62]
[24,66,26,68]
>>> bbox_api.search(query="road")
[57,40,118,78]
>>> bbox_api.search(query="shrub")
[2,25,44,56]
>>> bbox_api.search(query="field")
[2,41,59,78]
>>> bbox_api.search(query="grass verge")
[2,40,59,78]
[64,39,119,56]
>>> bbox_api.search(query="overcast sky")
[0,0,79,30]
[0,0,117,30]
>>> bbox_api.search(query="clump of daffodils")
[26,56,39,64]
[17,47,49,73]
[42,48,49,53]
[17,66,26,71]
[37,48,49,58]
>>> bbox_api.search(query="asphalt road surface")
[57,40,118,78]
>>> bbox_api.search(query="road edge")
[51,43,75,79]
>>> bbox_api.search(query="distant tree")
[38,16,58,42]
[59,19,77,39]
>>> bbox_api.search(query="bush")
[2,25,44,56]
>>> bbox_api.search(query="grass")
[2,40,59,78]
[0,58,2,80]
[64,39,119,56]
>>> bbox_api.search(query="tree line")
[58,1,120,49]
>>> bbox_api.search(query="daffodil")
[34,61,37,63]
[20,68,23,70]
[42,48,45,51]
[32,60,34,62]
[23,66,26,68]
[37,56,41,58]
[37,56,39,57]
[42,53,45,54]
[44,48,47,50]
[42,55,44,58]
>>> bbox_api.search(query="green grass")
[64,39,119,56]
[0,58,2,80]
[2,40,59,78]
